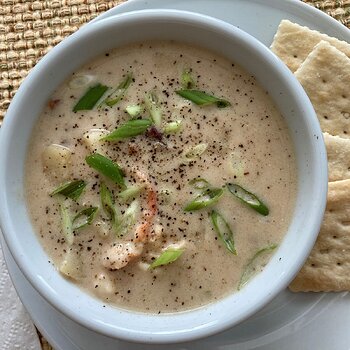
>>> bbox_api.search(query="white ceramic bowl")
[0,9,327,344]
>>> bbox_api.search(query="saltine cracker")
[271,19,350,72]
[290,180,350,292]
[324,133,350,181]
[295,41,350,138]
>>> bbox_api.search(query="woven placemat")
[0,1,349,349]
[0,0,124,125]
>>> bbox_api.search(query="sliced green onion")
[144,91,162,127]
[238,244,278,290]
[101,119,152,142]
[85,153,125,189]
[164,120,182,134]
[50,180,86,201]
[118,185,144,202]
[149,248,184,269]
[117,200,139,237]
[227,183,269,216]
[181,69,196,89]
[210,210,236,255]
[184,188,224,211]
[104,73,133,107]
[59,201,74,245]
[100,182,119,234]
[72,207,98,230]
[125,104,143,118]
[183,143,208,162]
[73,84,108,112]
[176,89,231,108]
[188,178,210,190]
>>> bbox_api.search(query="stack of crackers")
[271,20,350,292]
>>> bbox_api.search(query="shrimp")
[102,171,158,270]
[102,242,144,270]
[135,185,157,243]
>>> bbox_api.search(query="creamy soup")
[25,41,297,313]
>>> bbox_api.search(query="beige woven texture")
[0,0,349,348]
[0,0,123,124]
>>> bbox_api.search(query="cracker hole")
[337,262,342,266]
[322,78,327,83]
[341,111,350,119]
[293,54,298,58]
[311,263,317,267]
[333,235,338,239]
[342,94,347,98]
[323,115,328,120]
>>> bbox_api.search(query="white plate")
[4,0,350,349]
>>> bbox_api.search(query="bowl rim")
[0,8,328,344]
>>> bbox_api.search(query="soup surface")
[25,41,297,313]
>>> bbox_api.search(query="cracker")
[289,180,350,292]
[271,20,350,72]
[324,133,350,181]
[294,41,350,138]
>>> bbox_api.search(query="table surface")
[1,0,349,349]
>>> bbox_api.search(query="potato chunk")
[42,143,72,180]
[82,129,109,153]
[59,250,82,280]
[102,242,143,270]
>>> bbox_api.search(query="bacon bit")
[145,126,163,141]
[48,99,60,110]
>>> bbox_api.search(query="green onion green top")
[101,119,153,142]
[73,84,108,112]
[118,185,144,202]
[50,180,86,201]
[238,244,278,290]
[227,183,269,216]
[176,89,231,108]
[100,182,120,234]
[117,200,139,237]
[85,153,125,189]
[72,207,98,230]
[184,187,224,211]
[144,91,162,127]
[104,73,133,107]
[210,210,236,255]
[100,182,115,218]
[149,248,184,269]
[58,202,98,244]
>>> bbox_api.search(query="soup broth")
[25,41,297,313]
